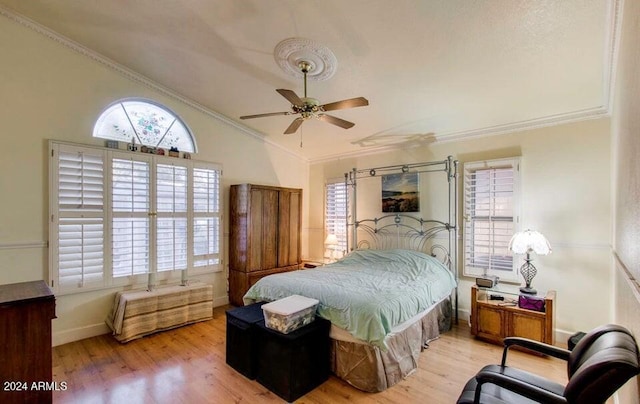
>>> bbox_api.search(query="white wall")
[611,0,640,401]
[0,12,309,345]
[310,118,612,340]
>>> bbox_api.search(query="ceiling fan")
[240,61,369,134]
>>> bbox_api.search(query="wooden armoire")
[229,184,302,306]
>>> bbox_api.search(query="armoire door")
[249,187,278,271]
[277,189,301,267]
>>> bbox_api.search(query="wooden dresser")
[229,184,302,306]
[0,280,56,404]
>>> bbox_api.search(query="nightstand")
[470,285,556,347]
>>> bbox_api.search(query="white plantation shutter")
[58,218,104,287]
[463,158,520,280]
[53,145,105,290]
[157,218,188,271]
[58,150,104,211]
[111,156,150,277]
[49,141,223,293]
[193,167,220,212]
[156,164,188,272]
[192,166,221,269]
[325,181,348,255]
[194,217,219,267]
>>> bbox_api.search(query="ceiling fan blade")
[276,89,304,107]
[318,114,355,129]
[284,117,304,134]
[240,111,290,120]
[320,97,369,112]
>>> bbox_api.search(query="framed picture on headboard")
[381,172,419,212]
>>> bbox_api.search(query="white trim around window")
[463,157,521,282]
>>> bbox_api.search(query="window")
[92,99,196,153]
[463,157,521,281]
[324,180,348,258]
[49,142,221,294]
[55,147,105,290]
[192,166,221,267]
[111,154,152,278]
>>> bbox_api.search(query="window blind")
[463,158,520,278]
[112,157,150,277]
[193,167,220,267]
[156,164,188,272]
[58,150,104,211]
[50,141,223,294]
[58,218,104,287]
[55,148,105,289]
[325,181,348,254]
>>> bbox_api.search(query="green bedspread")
[243,249,456,349]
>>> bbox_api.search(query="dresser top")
[0,280,54,305]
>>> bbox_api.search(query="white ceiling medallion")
[274,38,337,81]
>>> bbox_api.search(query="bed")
[243,248,456,391]
[245,157,460,392]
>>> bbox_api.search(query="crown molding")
[309,105,610,163]
[0,5,309,163]
[435,106,610,144]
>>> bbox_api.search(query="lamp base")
[519,286,537,295]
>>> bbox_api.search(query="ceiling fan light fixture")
[241,38,368,135]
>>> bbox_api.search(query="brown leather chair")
[457,324,640,404]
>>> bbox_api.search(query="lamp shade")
[509,230,551,255]
[324,234,338,245]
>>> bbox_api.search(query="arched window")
[93,99,196,153]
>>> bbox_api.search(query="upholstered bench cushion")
[106,282,213,343]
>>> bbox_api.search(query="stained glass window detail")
[93,99,196,153]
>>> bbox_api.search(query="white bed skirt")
[329,297,452,392]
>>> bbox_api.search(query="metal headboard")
[345,156,459,323]
[354,214,452,263]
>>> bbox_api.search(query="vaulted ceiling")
[0,1,619,161]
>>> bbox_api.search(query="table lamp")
[508,229,551,295]
[324,234,339,263]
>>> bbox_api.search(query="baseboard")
[53,323,111,347]
[457,308,471,327]
[213,295,229,307]
[554,329,573,348]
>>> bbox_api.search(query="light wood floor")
[52,306,569,403]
